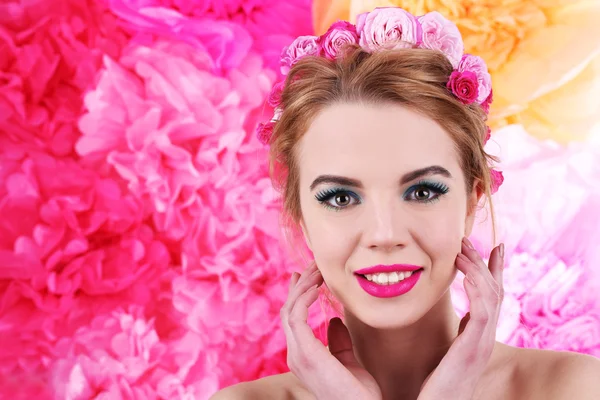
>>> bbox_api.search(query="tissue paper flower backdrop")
[313,0,600,144]
[0,0,599,399]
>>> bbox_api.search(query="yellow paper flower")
[313,0,600,143]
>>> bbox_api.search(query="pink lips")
[356,270,423,298]
[354,264,424,299]
[355,264,422,275]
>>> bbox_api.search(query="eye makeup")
[403,179,449,204]
[314,179,450,211]
[314,187,361,211]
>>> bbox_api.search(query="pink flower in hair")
[318,21,359,60]
[446,70,479,104]
[490,169,504,194]
[280,35,319,75]
[484,126,492,144]
[481,89,494,114]
[417,11,463,69]
[458,54,492,103]
[268,81,285,108]
[357,7,422,52]
[256,121,275,145]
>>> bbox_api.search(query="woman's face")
[296,102,479,329]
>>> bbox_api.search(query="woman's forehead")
[297,103,462,183]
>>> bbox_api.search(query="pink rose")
[256,121,275,145]
[417,11,463,69]
[458,54,492,103]
[280,35,319,75]
[490,169,504,194]
[481,89,493,114]
[317,21,359,60]
[268,81,285,108]
[357,7,422,52]
[446,70,479,104]
[484,126,491,144]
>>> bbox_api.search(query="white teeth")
[364,270,417,285]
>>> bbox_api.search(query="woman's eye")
[333,194,348,206]
[413,187,432,201]
[315,189,360,210]
[405,181,449,203]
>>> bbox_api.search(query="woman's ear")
[464,180,484,237]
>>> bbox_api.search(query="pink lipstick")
[355,264,423,298]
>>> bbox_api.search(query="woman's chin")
[344,303,425,330]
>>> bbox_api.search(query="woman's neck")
[344,291,461,400]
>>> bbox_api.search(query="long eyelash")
[406,180,450,203]
[315,188,360,211]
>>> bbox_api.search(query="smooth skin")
[281,238,503,400]
[211,103,600,400]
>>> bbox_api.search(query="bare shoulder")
[542,349,600,399]
[508,345,600,400]
[209,372,313,400]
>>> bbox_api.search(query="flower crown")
[257,7,503,194]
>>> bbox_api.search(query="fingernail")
[466,274,477,286]
[463,237,474,249]
[499,243,505,259]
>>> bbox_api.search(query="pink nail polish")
[499,243,505,259]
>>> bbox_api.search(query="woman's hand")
[280,262,382,400]
[418,237,505,400]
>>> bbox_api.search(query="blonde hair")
[268,45,500,316]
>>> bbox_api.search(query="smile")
[355,269,424,298]
[361,270,420,285]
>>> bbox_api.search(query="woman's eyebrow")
[309,165,453,191]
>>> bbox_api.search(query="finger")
[289,271,300,289]
[296,262,318,285]
[456,255,502,318]
[461,238,490,272]
[289,283,321,326]
[281,267,322,324]
[488,244,504,288]
[459,243,501,296]
[286,284,325,357]
[463,241,503,289]
[327,318,361,368]
[290,268,324,301]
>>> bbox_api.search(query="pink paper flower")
[458,54,492,103]
[417,11,463,69]
[357,7,422,52]
[50,307,165,398]
[280,35,319,75]
[76,38,274,240]
[446,70,479,104]
[490,169,504,194]
[317,20,359,60]
[108,0,313,72]
[0,0,127,157]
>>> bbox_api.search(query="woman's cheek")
[309,217,356,266]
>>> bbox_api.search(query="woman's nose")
[361,198,409,251]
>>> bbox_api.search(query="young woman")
[211,7,600,400]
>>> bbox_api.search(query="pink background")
[0,1,599,399]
